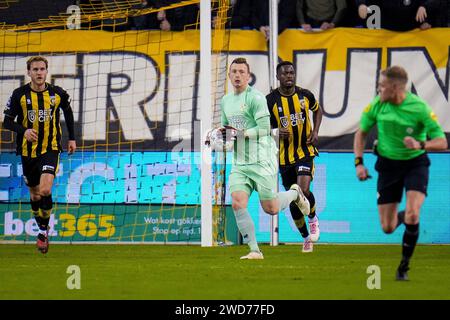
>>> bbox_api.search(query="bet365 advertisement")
[1,151,449,244]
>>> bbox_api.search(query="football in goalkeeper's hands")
[208,127,235,152]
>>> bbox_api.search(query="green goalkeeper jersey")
[360,92,445,160]
[221,85,277,165]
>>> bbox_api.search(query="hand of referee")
[356,164,370,181]
[68,140,76,155]
[403,136,420,150]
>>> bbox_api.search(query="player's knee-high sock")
[289,203,309,238]
[31,199,45,230]
[401,223,419,264]
[234,208,260,252]
[305,192,316,220]
[39,195,53,232]
[396,210,405,228]
[277,190,297,212]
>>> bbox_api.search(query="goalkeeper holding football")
[212,57,310,260]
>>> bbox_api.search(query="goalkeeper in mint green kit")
[220,58,310,260]
[354,66,447,280]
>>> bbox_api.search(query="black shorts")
[279,158,315,190]
[21,151,60,187]
[375,153,430,205]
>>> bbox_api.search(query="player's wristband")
[355,157,363,167]
[419,141,426,150]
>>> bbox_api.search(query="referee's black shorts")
[21,151,60,187]
[375,152,430,205]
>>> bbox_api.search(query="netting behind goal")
[0,0,236,244]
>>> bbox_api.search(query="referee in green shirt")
[353,66,448,281]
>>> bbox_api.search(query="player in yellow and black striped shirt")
[267,61,323,252]
[3,56,76,254]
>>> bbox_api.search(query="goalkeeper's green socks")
[277,190,297,212]
[234,208,260,252]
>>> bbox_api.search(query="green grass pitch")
[1,244,449,300]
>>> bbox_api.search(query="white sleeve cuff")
[271,128,279,137]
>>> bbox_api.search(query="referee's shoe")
[396,260,409,281]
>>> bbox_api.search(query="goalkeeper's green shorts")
[229,160,278,200]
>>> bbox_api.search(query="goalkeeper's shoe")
[240,251,264,260]
[36,230,49,254]
[290,184,310,216]
[302,238,313,253]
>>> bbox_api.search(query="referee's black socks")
[402,223,419,264]
[396,210,405,228]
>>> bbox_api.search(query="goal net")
[0,0,236,245]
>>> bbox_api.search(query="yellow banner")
[1,28,449,144]
[2,28,449,70]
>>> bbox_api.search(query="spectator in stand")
[442,0,449,27]
[426,0,447,27]
[157,2,199,31]
[129,0,160,30]
[212,0,253,29]
[252,0,298,41]
[356,0,440,31]
[297,0,347,31]
[343,0,365,27]
[98,0,129,31]
[448,0,450,26]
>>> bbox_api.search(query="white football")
[209,128,234,152]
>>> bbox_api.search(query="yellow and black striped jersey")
[3,82,75,158]
[266,86,319,166]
